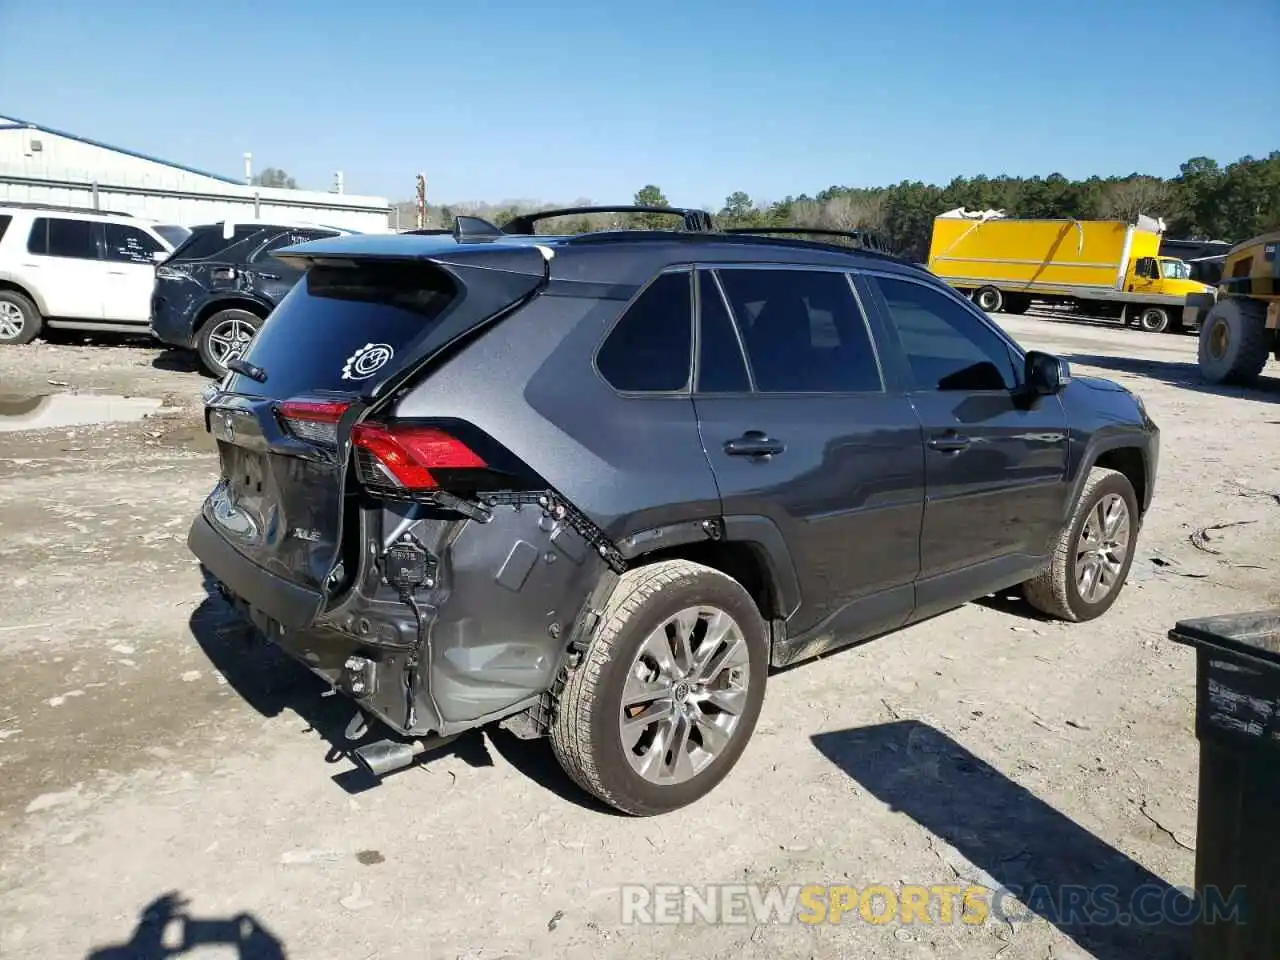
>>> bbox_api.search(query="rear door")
[23,216,107,319]
[242,229,339,304]
[101,222,167,323]
[691,264,924,648]
[200,246,548,614]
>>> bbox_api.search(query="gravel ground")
[1,314,1278,959]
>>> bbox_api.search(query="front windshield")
[1160,258,1191,280]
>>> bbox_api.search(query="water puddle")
[0,393,165,433]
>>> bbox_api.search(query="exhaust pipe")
[351,734,460,778]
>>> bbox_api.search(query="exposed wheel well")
[630,539,781,621]
[194,298,269,334]
[1093,447,1146,516]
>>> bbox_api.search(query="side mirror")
[1025,351,1071,395]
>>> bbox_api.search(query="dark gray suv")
[188,208,1160,816]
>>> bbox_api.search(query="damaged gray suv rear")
[189,210,1159,816]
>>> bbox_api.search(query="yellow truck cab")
[927,209,1214,332]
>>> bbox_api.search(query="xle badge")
[342,342,394,381]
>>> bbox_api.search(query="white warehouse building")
[0,114,392,233]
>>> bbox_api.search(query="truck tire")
[974,286,1004,313]
[1004,294,1032,315]
[550,559,769,816]
[0,289,42,345]
[1022,467,1139,623]
[1198,297,1270,386]
[1138,307,1171,333]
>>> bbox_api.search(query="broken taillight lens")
[351,422,486,491]
[277,399,351,445]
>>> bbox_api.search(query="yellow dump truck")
[927,209,1214,332]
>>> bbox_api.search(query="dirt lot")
[1,318,1278,960]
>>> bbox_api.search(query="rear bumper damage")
[189,491,615,744]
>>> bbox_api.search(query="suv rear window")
[225,261,457,399]
[169,225,268,261]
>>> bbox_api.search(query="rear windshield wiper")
[227,357,268,383]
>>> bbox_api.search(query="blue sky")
[3,0,1277,208]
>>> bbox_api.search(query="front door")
[862,272,1070,622]
[101,222,168,324]
[691,265,924,654]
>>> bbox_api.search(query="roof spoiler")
[722,226,893,254]
[501,205,714,235]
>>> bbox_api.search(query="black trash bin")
[1169,609,1280,959]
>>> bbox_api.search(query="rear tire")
[975,286,1004,313]
[1003,294,1032,315]
[1022,467,1139,623]
[197,308,263,378]
[1198,297,1270,385]
[550,559,769,816]
[0,290,42,345]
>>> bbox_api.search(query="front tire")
[1022,467,1139,622]
[1138,306,1171,333]
[1198,297,1270,385]
[197,308,263,378]
[0,290,42,345]
[550,559,768,816]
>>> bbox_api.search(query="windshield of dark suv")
[168,224,270,261]
[223,260,457,399]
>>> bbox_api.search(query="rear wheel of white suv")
[0,290,42,345]
[550,559,769,816]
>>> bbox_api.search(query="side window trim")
[692,268,756,394]
[710,262,887,396]
[591,265,694,397]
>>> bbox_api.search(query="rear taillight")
[277,399,351,445]
[351,423,486,491]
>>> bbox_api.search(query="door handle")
[724,431,785,458]
[928,431,971,452]
[256,272,280,280]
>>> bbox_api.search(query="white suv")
[0,205,175,345]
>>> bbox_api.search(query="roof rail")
[0,200,134,218]
[722,226,893,254]
[565,227,908,264]
[501,205,714,235]
[453,215,505,243]
[402,227,453,235]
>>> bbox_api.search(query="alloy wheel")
[206,316,257,370]
[1075,492,1131,604]
[0,302,25,340]
[617,606,752,785]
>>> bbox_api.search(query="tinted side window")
[717,268,881,393]
[41,218,98,260]
[26,218,48,255]
[0,215,11,242]
[104,223,164,263]
[874,276,1018,391]
[696,271,750,393]
[596,271,692,393]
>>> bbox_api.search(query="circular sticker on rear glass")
[341,342,394,381]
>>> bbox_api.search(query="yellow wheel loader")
[1184,230,1280,385]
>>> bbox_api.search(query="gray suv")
[188,207,1160,816]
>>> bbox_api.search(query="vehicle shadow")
[187,567,611,812]
[812,720,1195,960]
[1060,352,1280,400]
[151,349,205,375]
[85,892,285,959]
